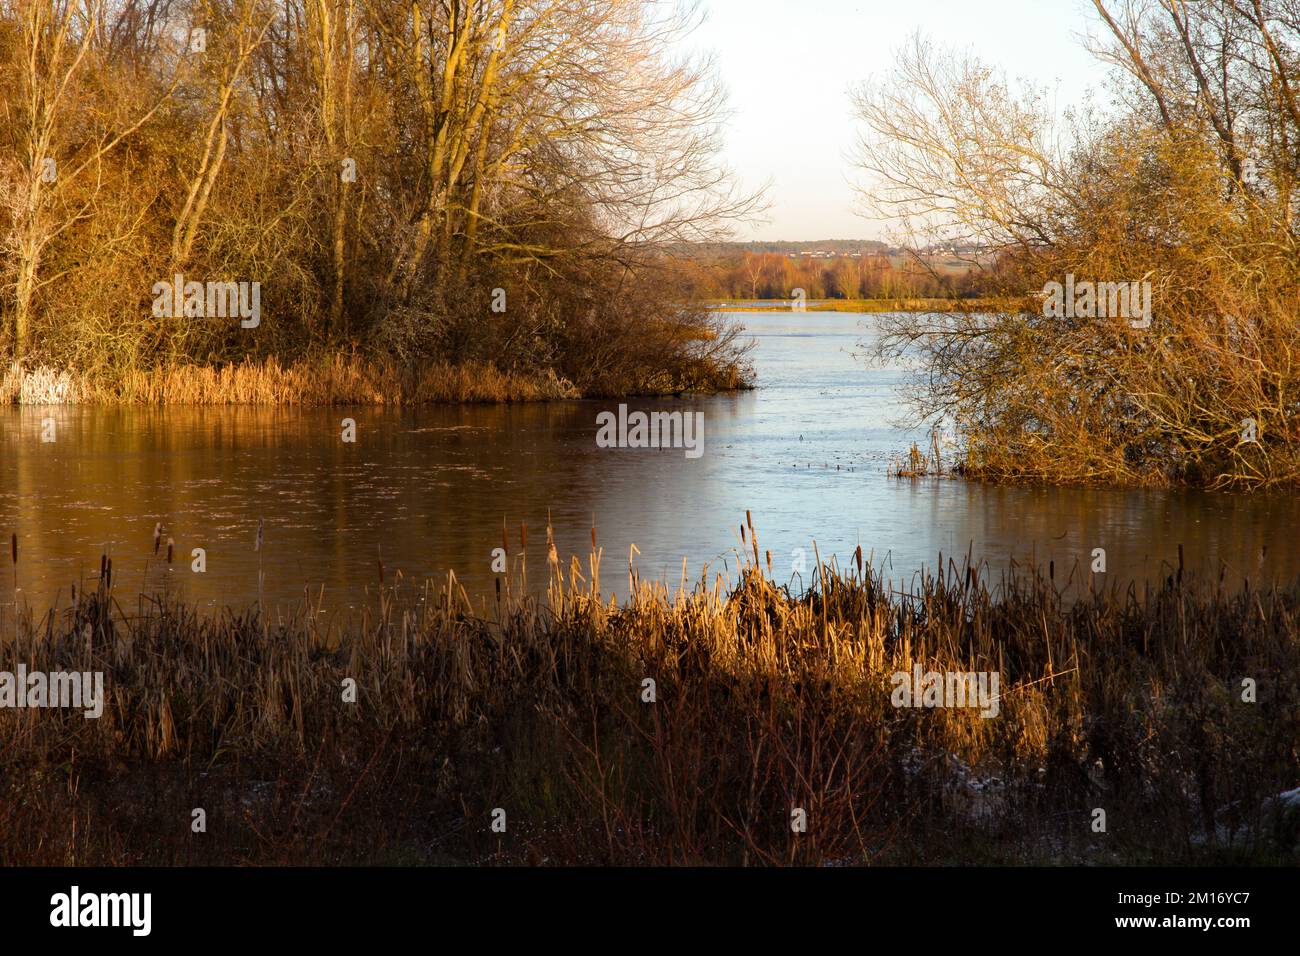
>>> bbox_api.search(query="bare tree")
[851,24,1300,487]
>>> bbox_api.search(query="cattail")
[520,523,527,549]
[153,521,162,555]
[255,517,264,553]
[501,522,509,556]
[166,537,175,564]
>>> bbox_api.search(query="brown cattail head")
[153,521,162,555]
[166,537,175,564]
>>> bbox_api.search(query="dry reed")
[1,357,579,406]
[1,525,1297,865]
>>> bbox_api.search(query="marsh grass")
[1,523,1297,865]
[1,357,580,406]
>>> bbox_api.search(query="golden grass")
[1,356,580,405]
[2,519,1297,865]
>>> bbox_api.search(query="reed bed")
[1,357,579,406]
[889,428,948,478]
[1,521,1297,866]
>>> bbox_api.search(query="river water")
[2,311,1297,613]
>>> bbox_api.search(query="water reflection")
[2,312,1297,613]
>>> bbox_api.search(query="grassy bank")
[0,351,752,406]
[1,357,580,405]
[3,520,1297,866]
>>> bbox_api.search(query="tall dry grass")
[1,521,1297,865]
[1,357,579,405]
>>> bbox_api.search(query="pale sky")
[689,0,1107,241]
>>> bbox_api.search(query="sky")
[687,0,1108,241]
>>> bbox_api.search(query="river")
[2,310,1297,614]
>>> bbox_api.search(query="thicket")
[0,0,756,399]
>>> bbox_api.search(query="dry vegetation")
[1,354,582,403]
[3,518,1297,865]
[0,0,757,402]
[855,4,1300,488]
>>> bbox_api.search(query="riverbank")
[4,525,1296,866]
[1,353,752,406]
[1,357,575,405]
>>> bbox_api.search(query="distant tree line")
[671,239,891,257]
[672,250,987,301]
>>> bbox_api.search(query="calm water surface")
[3,311,1298,612]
